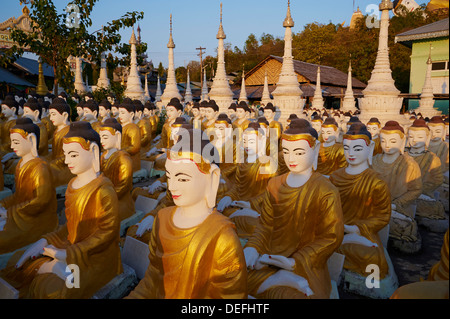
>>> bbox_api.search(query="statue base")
[342,247,399,299]
[0,188,12,201]
[91,263,138,299]
[416,216,449,233]
[120,210,146,238]
[389,232,422,254]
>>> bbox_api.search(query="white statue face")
[227,109,236,118]
[429,125,445,142]
[49,109,67,127]
[166,158,210,208]
[343,138,371,167]
[264,109,275,122]
[282,139,317,174]
[199,108,206,118]
[243,132,264,156]
[83,107,97,121]
[111,106,119,116]
[380,132,404,155]
[236,108,246,120]
[118,108,134,124]
[1,104,15,118]
[23,107,39,122]
[63,141,95,176]
[107,97,114,104]
[214,123,231,141]
[321,127,338,143]
[10,132,33,157]
[100,130,118,150]
[367,124,381,139]
[192,108,200,118]
[77,107,84,117]
[143,108,151,118]
[311,122,322,134]
[205,108,217,121]
[99,106,110,119]
[408,129,429,149]
[166,106,181,121]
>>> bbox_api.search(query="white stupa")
[160,14,183,106]
[208,3,234,112]
[124,27,145,102]
[184,68,193,103]
[238,69,248,104]
[341,59,358,113]
[96,51,110,90]
[155,74,162,102]
[416,46,441,118]
[74,56,87,94]
[311,66,325,110]
[201,71,209,102]
[261,69,273,106]
[271,0,305,126]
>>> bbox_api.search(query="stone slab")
[0,277,18,299]
[342,247,399,299]
[150,169,165,178]
[135,195,158,215]
[140,160,154,175]
[0,188,12,201]
[330,280,340,299]
[91,263,138,299]
[120,210,145,238]
[121,236,150,280]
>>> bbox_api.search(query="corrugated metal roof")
[13,56,54,77]
[395,18,449,45]
[0,67,36,87]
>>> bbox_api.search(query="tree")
[2,0,144,94]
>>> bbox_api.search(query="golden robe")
[372,153,422,242]
[49,125,74,187]
[316,143,347,176]
[101,150,134,221]
[0,118,16,157]
[428,141,449,177]
[245,172,344,299]
[41,116,55,142]
[269,120,283,141]
[125,207,247,299]
[330,168,391,279]
[373,137,383,156]
[411,151,444,196]
[137,118,152,155]
[122,122,141,172]
[154,122,172,150]
[89,120,102,134]
[1,175,122,299]
[0,158,58,254]
[232,119,251,135]
[37,122,49,157]
[190,118,202,130]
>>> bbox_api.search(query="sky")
[0,0,417,68]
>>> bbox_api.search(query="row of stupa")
[75,0,441,127]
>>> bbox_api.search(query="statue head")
[380,121,406,156]
[235,102,249,120]
[343,123,374,168]
[166,98,183,121]
[71,93,79,104]
[243,122,266,158]
[191,102,200,118]
[107,93,116,105]
[83,99,99,122]
[167,129,220,210]
[227,103,237,120]
[10,117,40,159]
[76,101,85,119]
[205,100,219,121]
[133,100,144,121]
[263,103,276,122]
[1,95,18,118]
[63,121,101,176]
[171,117,189,142]
[214,113,232,141]
[445,117,449,141]
[257,116,270,137]
[428,116,446,142]
[346,116,361,132]
[23,98,42,122]
[118,98,135,125]
[310,115,323,134]
[199,100,208,119]
[143,101,153,118]
[84,92,94,102]
[99,99,112,120]
[407,118,430,152]
[281,119,320,173]
[49,97,71,127]
[321,117,340,145]
[100,118,122,151]
[58,92,67,101]
[367,117,381,139]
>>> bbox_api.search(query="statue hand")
[15,238,48,268]
[229,208,260,219]
[148,180,166,194]
[231,201,251,209]
[220,178,227,185]
[344,224,360,235]
[136,215,154,237]
[156,191,166,203]
[42,245,67,263]
[146,147,158,157]
[259,254,295,271]
[152,136,161,143]
[37,259,69,282]
[217,196,232,212]
[243,247,260,270]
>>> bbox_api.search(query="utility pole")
[196,46,206,89]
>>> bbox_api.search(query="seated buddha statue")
[118,98,141,172]
[0,121,122,299]
[287,114,300,130]
[83,99,101,133]
[217,122,278,239]
[372,121,423,253]
[38,98,55,142]
[406,118,445,222]
[444,117,449,143]
[47,98,75,187]
[189,102,202,130]
[99,118,134,222]
[316,117,347,176]
[75,101,86,122]
[329,123,391,280]
[201,100,219,136]
[263,103,283,143]
[143,101,157,140]
[243,119,344,299]
[227,103,237,123]
[0,96,18,161]
[132,100,152,157]
[427,116,449,183]
[22,98,49,158]
[98,99,112,124]
[367,117,383,156]
[125,129,247,299]
[232,101,251,134]
[0,117,58,254]
[341,112,352,134]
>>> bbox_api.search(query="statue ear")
[368,140,375,166]
[28,133,38,158]
[34,109,40,120]
[312,140,321,171]
[63,112,69,123]
[90,143,100,173]
[401,136,407,155]
[11,107,17,115]
[206,165,221,209]
[93,110,98,118]
[115,132,122,150]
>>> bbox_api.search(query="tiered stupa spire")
[341,58,358,113]
[184,68,193,103]
[238,68,248,104]
[311,66,324,110]
[417,45,441,117]
[124,27,145,101]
